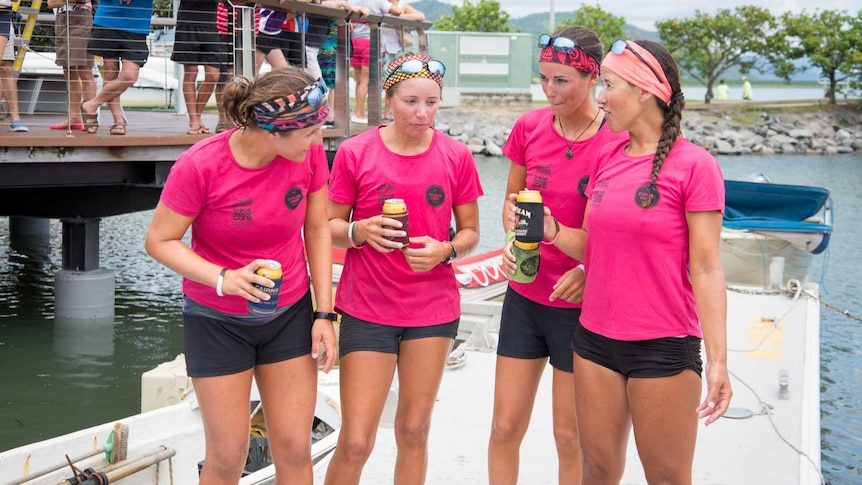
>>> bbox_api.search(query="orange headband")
[602,40,672,104]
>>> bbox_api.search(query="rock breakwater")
[434,105,862,157]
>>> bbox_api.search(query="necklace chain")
[558,110,601,159]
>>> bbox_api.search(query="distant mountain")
[410,0,659,42]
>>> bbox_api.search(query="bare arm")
[305,187,337,372]
[400,2,424,21]
[144,202,285,303]
[687,210,732,425]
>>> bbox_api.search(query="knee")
[204,442,249,478]
[489,416,526,445]
[552,423,580,453]
[337,434,375,464]
[118,71,140,86]
[580,454,622,484]
[394,420,430,449]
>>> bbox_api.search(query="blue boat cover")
[723,180,833,254]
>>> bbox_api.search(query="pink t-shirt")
[502,106,626,308]
[329,127,484,326]
[581,137,724,340]
[160,129,329,315]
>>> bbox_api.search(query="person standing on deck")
[171,0,221,135]
[1,22,28,132]
[346,0,401,124]
[145,67,336,485]
[80,0,154,135]
[539,39,732,483]
[489,26,626,485]
[47,0,95,132]
[0,0,14,128]
[324,52,482,484]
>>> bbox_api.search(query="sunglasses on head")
[538,34,600,65]
[285,80,327,110]
[608,39,663,83]
[396,59,446,77]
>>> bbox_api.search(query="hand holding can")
[514,190,544,243]
[382,198,410,245]
[248,260,283,315]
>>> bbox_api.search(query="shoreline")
[435,103,862,157]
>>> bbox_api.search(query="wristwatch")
[312,311,339,321]
[443,241,457,264]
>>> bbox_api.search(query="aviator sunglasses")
[395,59,447,77]
[284,80,328,110]
[538,34,600,64]
[608,39,664,83]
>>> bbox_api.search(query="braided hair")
[635,40,684,209]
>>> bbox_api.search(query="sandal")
[187,124,212,135]
[81,102,99,134]
[109,123,126,136]
[215,121,231,133]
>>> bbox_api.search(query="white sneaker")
[350,115,368,124]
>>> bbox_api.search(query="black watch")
[312,311,339,321]
[443,241,457,264]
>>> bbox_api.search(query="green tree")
[153,0,174,18]
[432,0,515,32]
[776,9,862,105]
[656,6,778,103]
[558,3,625,50]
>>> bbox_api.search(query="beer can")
[511,240,540,283]
[514,189,544,243]
[382,198,410,245]
[248,260,283,315]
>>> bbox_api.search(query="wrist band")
[576,263,585,272]
[348,221,365,249]
[542,217,561,245]
[216,267,228,297]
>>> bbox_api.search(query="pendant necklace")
[558,110,601,159]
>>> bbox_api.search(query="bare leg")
[353,65,368,119]
[182,64,202,130]
[392,337,452,484]
[256,356,319,485]
[83,58,140,126]
[0,61,23,124]
[193,370,255,485]
[195,65,219,132]
[488,356,545,485]
[324,350,397,485]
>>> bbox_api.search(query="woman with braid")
[540,39,732,482]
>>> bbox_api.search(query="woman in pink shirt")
[490,26,625,485]
[546,39,732,482]
[145,67,336,485]
[325,52,482,484]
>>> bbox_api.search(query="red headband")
[601,40,672,103]
[539,46,600,75]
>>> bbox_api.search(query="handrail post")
[234,5,257,78]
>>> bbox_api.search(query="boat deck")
[314,283,823,484]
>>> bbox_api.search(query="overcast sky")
[436,0,862,30]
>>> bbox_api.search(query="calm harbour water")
[0,153,859,483]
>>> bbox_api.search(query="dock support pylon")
[55,218,115,320]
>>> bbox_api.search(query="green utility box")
[425,31,533,106]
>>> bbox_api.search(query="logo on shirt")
[577,175,590,199]
[635,183,661,209]
[532,165,551,190]
[425,185,445,207]
[232,195,253,225]
[376,180,396,210]
[285,186,303,210]
[591,178,609,204]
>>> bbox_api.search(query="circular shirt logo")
[285,187,304,210]
[425,185,445,207]
[634,184,660,209]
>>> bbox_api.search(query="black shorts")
[183,291,314,377]
[171,12,221,65]
[498,286,580,372]
[338,313,459,358]
[87,26,149,66]
[572,321,703,378]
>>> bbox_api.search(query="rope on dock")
[727,282,862,324]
